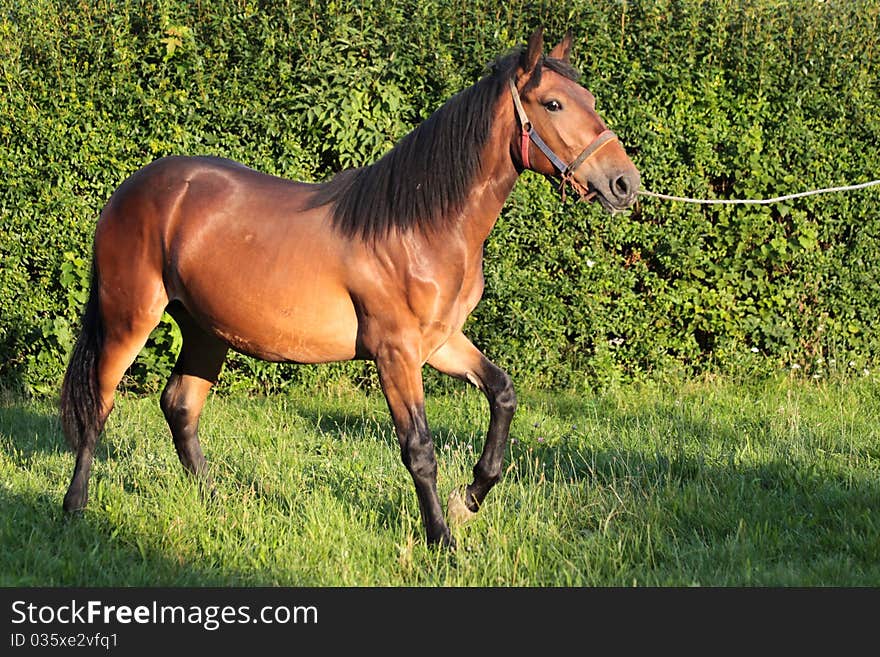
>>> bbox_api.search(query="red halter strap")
[520,126,532,170]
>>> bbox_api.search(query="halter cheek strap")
[520,126,531,170]
[508,77,618,201]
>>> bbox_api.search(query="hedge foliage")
[2,0,880,395]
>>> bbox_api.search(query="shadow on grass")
[0,487,235,587]
[0,395,130,463]
[290,404,492,532]
[0,396,66,459]
[295,404,475,452]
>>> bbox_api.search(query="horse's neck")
[454,115,520,247]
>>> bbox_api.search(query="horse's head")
[509,28,640,212]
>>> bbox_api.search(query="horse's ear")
[521,26,544,74]
[549,29,573,62]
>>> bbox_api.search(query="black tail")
[60,263,104,452]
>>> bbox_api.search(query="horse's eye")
[544,100,563,112]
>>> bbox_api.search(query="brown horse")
[60,28,639,547]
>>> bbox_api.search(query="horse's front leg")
[374,341,453,548]
[428,331,517,522]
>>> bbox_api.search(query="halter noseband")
[508,77,617,202]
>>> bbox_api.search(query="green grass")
[1,375,879,586]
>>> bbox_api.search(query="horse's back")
[103,155,313,225]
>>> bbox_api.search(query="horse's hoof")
[447,487,477,527]
[197,480,218,502]
[426,527,457,550]
[62,489,87,514]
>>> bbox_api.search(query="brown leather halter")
[508,77,618,202]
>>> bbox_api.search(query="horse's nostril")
[612,174,632,199]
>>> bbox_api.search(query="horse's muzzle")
[590,167,640,212]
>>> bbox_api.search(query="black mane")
[308,48,580,241]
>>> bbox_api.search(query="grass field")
[1,375,879,586]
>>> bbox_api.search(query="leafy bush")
[2,0,879,395]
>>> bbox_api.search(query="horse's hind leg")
[159,303,227,484]
[62,295,165,512]
[428,331,517,523]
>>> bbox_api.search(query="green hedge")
[2,0,880,395]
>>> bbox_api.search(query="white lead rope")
[638,179,880,205]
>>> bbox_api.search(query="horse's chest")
[406,261,484,331]
[350,246,485,359]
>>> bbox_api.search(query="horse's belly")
[212,298,359,363]
[206,297,358,363]
[175,272,360,364]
